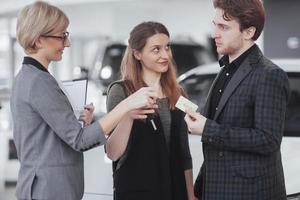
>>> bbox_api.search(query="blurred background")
[0,0,299,199]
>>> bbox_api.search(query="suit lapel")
[213,46,263,120]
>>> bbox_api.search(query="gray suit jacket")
[10,59,106,200]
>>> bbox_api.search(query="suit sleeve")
[201,68,290,155]
[30,74,106,152]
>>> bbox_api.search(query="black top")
[106,83,192,170]
[23,56,49,73]
[208,44,257,119]
[107,81,190,200]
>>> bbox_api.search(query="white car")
[83,59,300,199]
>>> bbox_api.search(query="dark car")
[93,41,215,88]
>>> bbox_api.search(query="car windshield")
[171,44,213,75]
[180,72,300,137]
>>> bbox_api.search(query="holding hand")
[79,103,94,127]
[124,87,158,111]
[128,105,158,120]
[98,87,158,134]
[184,109,207,135]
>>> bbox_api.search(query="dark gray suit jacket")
[10,61,106,200]
[195,46,290,200]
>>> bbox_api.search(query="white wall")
[62,1,214,45]
[43,1,216,80]
[1,1,264,81]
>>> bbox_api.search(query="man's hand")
[79,103,94,127]
[184,109,207,135]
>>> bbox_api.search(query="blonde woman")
[11,2,157,200]
[106,21,197,200]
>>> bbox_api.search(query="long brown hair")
[213,0,265,41]
[120,21,184,109]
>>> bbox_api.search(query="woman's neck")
[28,53,50,69]
[143,70,164,98]
[143,69,160,85]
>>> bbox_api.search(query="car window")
[102,44,126,72]
[171,44,214,75]
[180,74,216,113]
[285,72,300,137]
[99,44,126,86]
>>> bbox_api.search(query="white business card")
[175,95,198,113]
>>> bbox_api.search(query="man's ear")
[133,50,141,60]
[243,26,256,40]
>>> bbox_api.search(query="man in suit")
[184,0,290,199]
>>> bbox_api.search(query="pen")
[150,119,157,131]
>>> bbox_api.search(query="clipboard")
[61,78,88,120]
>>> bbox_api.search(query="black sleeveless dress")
[107,81,189,200]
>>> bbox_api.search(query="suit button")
[209,138,213,142]
[219,151,224,157]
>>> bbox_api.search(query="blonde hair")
[16,1,69,54]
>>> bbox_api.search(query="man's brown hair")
[213,0,265,40]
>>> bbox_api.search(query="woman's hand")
[123,87,158,111]
[98,87,157,134]
[79,103,94,127]
[127,105,158,120]
[188,190,199,200]
[189,196,199,200]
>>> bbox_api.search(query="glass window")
[0,23,10,81]
[180,74,216,113]
[285,72,300,137]
[171,44,214,75]
[100,44,126,86]
[8,139,18,160]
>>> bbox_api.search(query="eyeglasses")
[41,32,70,45]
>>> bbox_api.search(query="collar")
[218,44,257,68]
[23,57,49,73]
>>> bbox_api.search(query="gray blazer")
[10,57,106,200]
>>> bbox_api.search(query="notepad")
[61,78,88,120]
